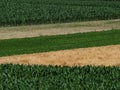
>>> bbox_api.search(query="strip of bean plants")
[0,30,120,57]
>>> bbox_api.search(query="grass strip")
[0,64,120,90]
[0,30,120,57]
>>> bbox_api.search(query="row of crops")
[0,64,120,89]
[0,30,120,57]
[0,0,120,26]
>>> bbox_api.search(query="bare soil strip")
[0,45,120,66]
[0,19,120,40]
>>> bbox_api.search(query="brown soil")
[0,45,120,66]
[0,19,120,40]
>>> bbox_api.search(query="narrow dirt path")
[0,45,120,66]
[0,19,120,40]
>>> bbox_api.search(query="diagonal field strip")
[0,45,120,66]
[0,30,120,57]
[0,19,120,40]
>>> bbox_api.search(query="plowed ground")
[0,19,120,40]
[0,45,120,66]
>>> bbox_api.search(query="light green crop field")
[0,29,120,57]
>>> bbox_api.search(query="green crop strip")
[0,64,120,90]
[0,0,120,26]
[0,30,120,57]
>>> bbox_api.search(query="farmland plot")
[0,45,120,66]
[0,0,120,26]
[0,19,120,40]
[0,30,120,57]
[0,64,120,90]
[0,0,120,89]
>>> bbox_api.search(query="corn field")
[0,64,120,90]
[0,0,120,26]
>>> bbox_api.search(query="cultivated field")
[0,30,120,57]
[0,45,120,66]
[1,29,120,89]
[0,0,120,26]
[0,19,120,40]
[1,64,120,90]
[0,0,120,89]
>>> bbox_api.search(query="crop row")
[0,64,120,90]
[0,30,120,57]
[0,0,120,26]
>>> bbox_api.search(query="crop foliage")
[0,0,120,26]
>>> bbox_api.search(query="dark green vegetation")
[0,0,120,26]
[0,30,120,57]
[0,64,120,90]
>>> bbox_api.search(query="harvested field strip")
[0,30,120,57]
[0,45,120,66]
[0,64,120,89]
[0,19,120,40]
